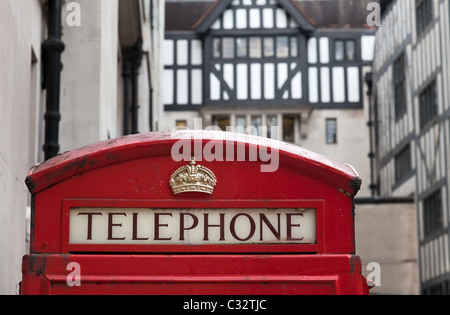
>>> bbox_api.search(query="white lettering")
[184,299,217,312]
[367,2,381,27]
[366,262,381,287]
[66,262,81,287]
[170,119,280,173]
[66,2,81,27]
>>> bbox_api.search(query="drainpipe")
[365,72,378,197]
[149,1,154,132]
[122,59,131,135]
[149,88,154,132]
[122,41,143,135]
[42,0,65,161]
[131,41,143,134]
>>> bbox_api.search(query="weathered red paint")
[21,131,368,295]
[21,254,368,295]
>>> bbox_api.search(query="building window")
[250,116,262,136]
[236,38,247,58]
[263,38,275,57]
[423,280,450,295]
[266,115,278,140]
[395,144,412,183]
[346,40,356,61]
[394,53,407,119]
[213,38,221,58]
[176,120,187,129]
[164,37,204,107]
[235,116,247,133]
[276,36,289,58]
[419,80,438,130]
[222,37,234,59]
[326,118,337,144]
[213,36,299,60]
[217,117,230,131]
[335,40,356,61]
[283,116,295,143]
[210,114,294,142]
[423,189,443,238]
[416,0,433,36]
[290,37,298,57]
[335,40,344,61]
[249,37,262,58]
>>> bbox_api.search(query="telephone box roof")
[26,131,362,197]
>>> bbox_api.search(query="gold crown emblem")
[170,158,217,195]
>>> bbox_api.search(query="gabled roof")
[166,1,214,32]
[193,0,315,34]
[166,0,379,32]
[294,0,378,29]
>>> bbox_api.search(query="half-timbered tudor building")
[373,0,450,294]
[162,0,376,197]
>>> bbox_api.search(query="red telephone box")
[21,131,369,295]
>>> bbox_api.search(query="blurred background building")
[372,0,450,294]
[161,0,419,295]
[161,0,376,200]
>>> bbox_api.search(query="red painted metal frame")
[27,131,360,255]
[22,131,368,295]
[21,254,369,295]
[61,199,325,254]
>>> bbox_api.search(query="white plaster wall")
[154,0,166,133]
[356,202,419,295]
[158,111,201,132]
[99,0,120,140]
[60,0,120,153]
[0,0,45,295]
[301,109,372,197]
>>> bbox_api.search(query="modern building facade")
[0,0,164,294]
[372,0,450,294]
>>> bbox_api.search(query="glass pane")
[290,37,298,57]
[176,120,187,130]
[276,36,289,58]
[251,116,262,136]
[218,117,230,132]
[249,37,262,58]
[266,115,278,140]
[335,40,344,61]
[235,116,247,133]
[326,119,337,144]
[236,38,247,58]
[263,38,274,57]
[346,40,355,61]
[283,116,295,143]
[213,38,221,58]
[222,38,234,59]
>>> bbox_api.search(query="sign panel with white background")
[69,208,317,245]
